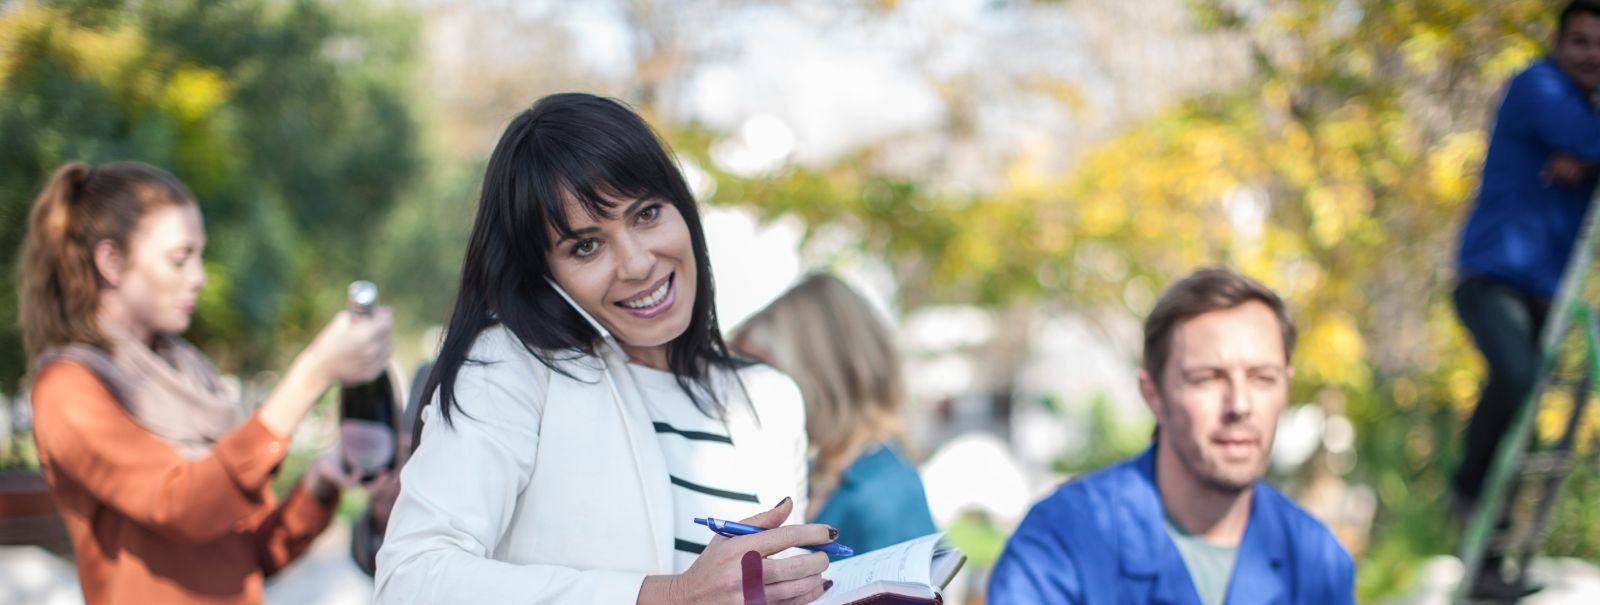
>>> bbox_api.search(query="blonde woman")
[731,273,936,554]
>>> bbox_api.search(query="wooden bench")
[0,470,71,558]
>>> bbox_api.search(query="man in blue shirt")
[1451,1,1600,596]
[989,269,1353,604]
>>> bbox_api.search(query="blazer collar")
[546,276,676,572]
[1117,447,1288,605]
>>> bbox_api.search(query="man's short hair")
[1142,268,1297,384]
[1560,0,1600,37]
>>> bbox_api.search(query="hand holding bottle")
[306,306,394,387]
[258,293,394,440]
[337,281,401,482]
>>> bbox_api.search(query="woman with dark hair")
[17,161,393,604]
[375,93,831,604]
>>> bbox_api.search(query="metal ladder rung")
[1518,452,1573,478]
[1453,184,1600,602]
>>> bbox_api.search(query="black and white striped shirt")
[631,364,771,571]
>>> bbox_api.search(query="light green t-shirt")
[1164,515,1239,605]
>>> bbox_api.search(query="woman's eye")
[573,239,600,257]
[638,204,660,223]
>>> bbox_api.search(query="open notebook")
[814,533,966,605]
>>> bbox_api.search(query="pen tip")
[693,517,709,526]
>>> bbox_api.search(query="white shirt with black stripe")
[631,362,787,572]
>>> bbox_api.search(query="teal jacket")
[811,443,937,556]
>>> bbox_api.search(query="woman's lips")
[614,274,676,319]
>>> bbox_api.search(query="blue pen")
[694,517,854,557]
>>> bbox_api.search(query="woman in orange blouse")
[16,161,393,604]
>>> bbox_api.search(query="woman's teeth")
[619,277,670,309]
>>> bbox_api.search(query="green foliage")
[944,512,1009,569]
[0,0,423,383]
[1,432,40,470]
[1050,393,1153,476]
[371,159,483,335]
[5,1,1598,598]
[694,0,1591,598]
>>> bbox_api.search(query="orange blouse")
[30,361,338,605]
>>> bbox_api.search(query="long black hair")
[422,93,741,427]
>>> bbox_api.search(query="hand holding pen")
[636,497,834,605]
[696,517,854,557]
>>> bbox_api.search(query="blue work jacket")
[1459,58,1599,299]
[988,447,1354,604]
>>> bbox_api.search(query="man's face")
[1140,301,1291,493]
[1557,12,1600,91]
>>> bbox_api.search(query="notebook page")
[821,533,939,592]
[930,539,965,589]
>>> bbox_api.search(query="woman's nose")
[615,235,654,280]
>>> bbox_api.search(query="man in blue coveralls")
[989,269,1353,604]
[1450,1,1600,597]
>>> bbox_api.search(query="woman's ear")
[93,239,126,288]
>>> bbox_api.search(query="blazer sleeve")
[772,370,810,524]
[788,404,810,525]
[30,361,291,544]
[742,366,810,524]
[373,357,646,604]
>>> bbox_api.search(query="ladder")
[1454,190,1600,601]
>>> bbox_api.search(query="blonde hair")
[16,161,196,364]
[730,273,905,502]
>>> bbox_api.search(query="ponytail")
[16,161,195,366]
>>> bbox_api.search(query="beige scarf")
[39,322,239,459]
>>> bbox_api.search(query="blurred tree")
[695,0,1573,597]
[0,0,421,384]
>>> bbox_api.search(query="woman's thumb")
[738,496,794,529]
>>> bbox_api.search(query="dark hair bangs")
[521,102,694,247]
[421,92,744,435]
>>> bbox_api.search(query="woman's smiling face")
[545,192,697,370]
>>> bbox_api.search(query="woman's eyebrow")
[553,195,652,244]
[622,195,652,215]
[555,226,600,244]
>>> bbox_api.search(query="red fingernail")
[741,550,768,605]
[828,527,839,541]
[777,496,791,508]
[824,580,834,591]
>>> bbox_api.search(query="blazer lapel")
[602,348,676,571]
[548,278,676,572]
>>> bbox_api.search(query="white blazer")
[373,317,808,604]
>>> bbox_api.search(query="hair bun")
[68,162,94,201]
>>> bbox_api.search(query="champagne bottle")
[339,280,396,482]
